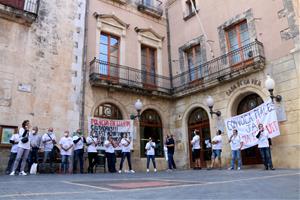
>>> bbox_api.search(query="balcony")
[172,40,265,97]
[136,0,163,19]
[0,0,39,24]
[89,59,172,97]
[89,40,265,98]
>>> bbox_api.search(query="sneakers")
[130,170,135,173]
[146,169,150,173]
[237,167,241,170]
[166,169,172,172]
[118,170,122,174]
[19,171,27,176]
[9,171,15,176]
[228,167,234,170]
[154,168,157,172]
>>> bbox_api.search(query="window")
[225,20,251,65]
[140,109,163,157]
[141,45,157,87]
[185,44,203,82]
[0,0,25,10]
[94,103,122,120]
[99,32,120,78]
[0,125,18,147]
[186,0,196,16]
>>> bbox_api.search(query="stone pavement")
[0,169,299,200]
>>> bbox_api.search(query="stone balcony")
[136,0,163,19]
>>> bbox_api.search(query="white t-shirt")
[191,135,201,149]
[212,135,222,150]
[230,135,242,150]
[18,128,31,150]
[145,141,156,156]
[120,138,131,153]
[104,140,115,153]
[10,134,19,153]
[42,132,56,152]
[59,136,73,156]
[73,135,84,150]
[86,136,98,153]
[257,130,269,148]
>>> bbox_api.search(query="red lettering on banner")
[265,121,278,134]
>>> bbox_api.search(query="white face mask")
[64,134,68,137]
[92,134,96,137]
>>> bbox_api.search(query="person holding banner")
[208,130,222,170]
[228,129,243,170]
[256,124,275,170]
[191,130,201,170]
[118,133,135,174]
[145,137,157,172]
[104,135,117,173]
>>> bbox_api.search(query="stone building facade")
[0,0,86,172]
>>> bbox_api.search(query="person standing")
[104,135,117,173]
[256,123,275,170]
[165,134,176,171]
[208,130,222,170]
[28,126,41,171]
[42,127,57,173]
[10,120,31,176]
[86,131,99,173]
[119,133,135,174]
[73,129,86,174]
[5,130,20,174]
[145,137,157,172]
[59,131,73,174]
[191,130,201,170]
[228,129,243,170]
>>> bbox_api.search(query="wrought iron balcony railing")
[136,0,163,18]
[90,40,265,97]
[0,0,39,15]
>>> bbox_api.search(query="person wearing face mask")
[256,123,275,170]
[42,127,57,173]
[86,131,99,173]
[73,129,86,174]
[5,130,20,174]
[145,137,157,173]
[28,126,41,171]
[59,131,73,174]
[104,134,117,173]
[119,133,135,174]
[228,129,243,170]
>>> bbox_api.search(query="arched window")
[94,103,122,119]
[140,109,163,157]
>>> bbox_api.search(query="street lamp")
[265,75,282,102]
[206,96,221,117]
[130,99,143,120]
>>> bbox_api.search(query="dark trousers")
[259,147,273,169]
[61,155,70,174]
[88,152,98,173]
[5,152,17,174]
[43,150,54,172]
[167,153,176,169]
[73,149,84,173]
[146,155,156,169]
[119,152,132,171]
[106,152,116,173]
[28,147,39,171]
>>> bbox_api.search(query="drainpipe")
[165,6,173,92]
[80,0,89,132]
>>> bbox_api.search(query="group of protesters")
[191,123,275,171]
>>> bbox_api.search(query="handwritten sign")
[224,99,280,149]
[88,117,134,150]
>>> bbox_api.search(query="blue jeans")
[119,152,132,171]
[73,149,84,173]
[231,150,242,169]
[259,147,273,169]
[61,155,70,173]
[6,152,17,174]
[167,153,176,169]
[146,155,156,169]
[43,150,54,172]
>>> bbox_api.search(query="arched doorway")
[94,103,123,119]
[140,109,163,158]
[188,107,211,168]
[237,93,263,165]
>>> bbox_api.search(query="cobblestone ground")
[0,169,299,200]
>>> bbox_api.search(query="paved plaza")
[0,169,299,200]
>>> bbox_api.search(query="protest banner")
[224,99,280,149]
[88,117,134,150]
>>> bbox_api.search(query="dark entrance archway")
[237,93,263,165]
[188,107,211,168]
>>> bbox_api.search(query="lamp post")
[206,96,221,117]
[130,99,143,120]
[265,75,282,102]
